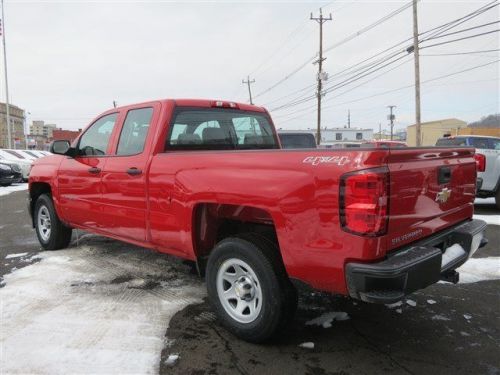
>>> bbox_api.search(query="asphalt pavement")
[1,185,499,375]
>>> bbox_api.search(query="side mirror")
[50,140,71,155]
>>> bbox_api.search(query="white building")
[279,127,373,145]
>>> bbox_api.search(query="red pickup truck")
[28,99,487,342]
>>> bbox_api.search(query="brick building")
[0,103,26,148]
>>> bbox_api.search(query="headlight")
[0,164,11,171]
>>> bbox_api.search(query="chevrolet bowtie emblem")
[436,187,452,203]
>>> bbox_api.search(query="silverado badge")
[435,187,451,203]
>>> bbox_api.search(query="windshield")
[167,108,279,151]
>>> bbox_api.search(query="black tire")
[1,183,12,187]
[34,194,72,250]
[206,233,297,343]
[496,189,500,210]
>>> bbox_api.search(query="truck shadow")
[160,282,500,375]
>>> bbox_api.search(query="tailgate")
[386,147,476,251]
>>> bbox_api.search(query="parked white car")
[0,150,32,181]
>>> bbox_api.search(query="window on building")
[356,133,363,140]
[116,108,153,156]
[336,133,342,141]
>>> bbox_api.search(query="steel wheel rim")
[37,205,51,242]
[216,258,262,324]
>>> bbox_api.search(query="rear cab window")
[436,137,467,146]
[166,108,278,151]
[279,134,316,149]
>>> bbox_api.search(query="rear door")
[385,147,476,251]
[100,104,158,241]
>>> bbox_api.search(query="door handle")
[126,167,142,176]
[88,167,101,174]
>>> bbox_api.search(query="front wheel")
[34,194,72,250]
[206,234,297,343]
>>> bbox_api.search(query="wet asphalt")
[1,185,499,375]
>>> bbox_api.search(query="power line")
[421,29,500,50]
[253,0,416,99]
[421,48,500,56]
[263,0,499,112]
[420,0,499,41]
[275,59,499,120]
[423,20,500,41]
[323,0,414,54]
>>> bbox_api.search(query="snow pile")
[473,214,500,226]
[306,311,350,328]
[406,299,417,307]
[0,183,28,197]
[299,342,315,349]
[427,299,436,305]
[164,354,180,366]
[457,257,500,283]
[441,244,466,268]
[0,243,205,374]
[5,252,28,259]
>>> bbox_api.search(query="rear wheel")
[34,194,72,250]
[206,233,297,343]
[495,189,500,210]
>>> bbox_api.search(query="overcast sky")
[3,0,499,133]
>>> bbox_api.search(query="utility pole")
[242,76,255,105]
[378,123,382,139]
[1,0,12,149]
[113,100,117,108]
[412,0,422,146]
[311,8,332,145]
[347,109,351,128]
[387,105,396,141]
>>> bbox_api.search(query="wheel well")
[29,182,52,226]
[193,203,280,275]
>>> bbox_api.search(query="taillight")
[474,153,486,172]
[339,167,389,236]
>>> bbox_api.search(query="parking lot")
[1,184,499,375]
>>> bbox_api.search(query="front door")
[57,113,119,229]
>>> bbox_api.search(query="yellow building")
[406,118,467,146]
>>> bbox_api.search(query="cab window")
[78,113,118,156]
[116,108,153,156]
[167,108,278,150]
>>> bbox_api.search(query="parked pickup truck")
[29,99,487,342]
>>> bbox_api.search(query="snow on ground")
[473,214,500,226]
[457,257,500,283]
[0,242,205,374]
[5,252,28,259]
[474,197,496,205]
[0,183,28,197]
[441,244,466,268]
[306,312,350,328]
